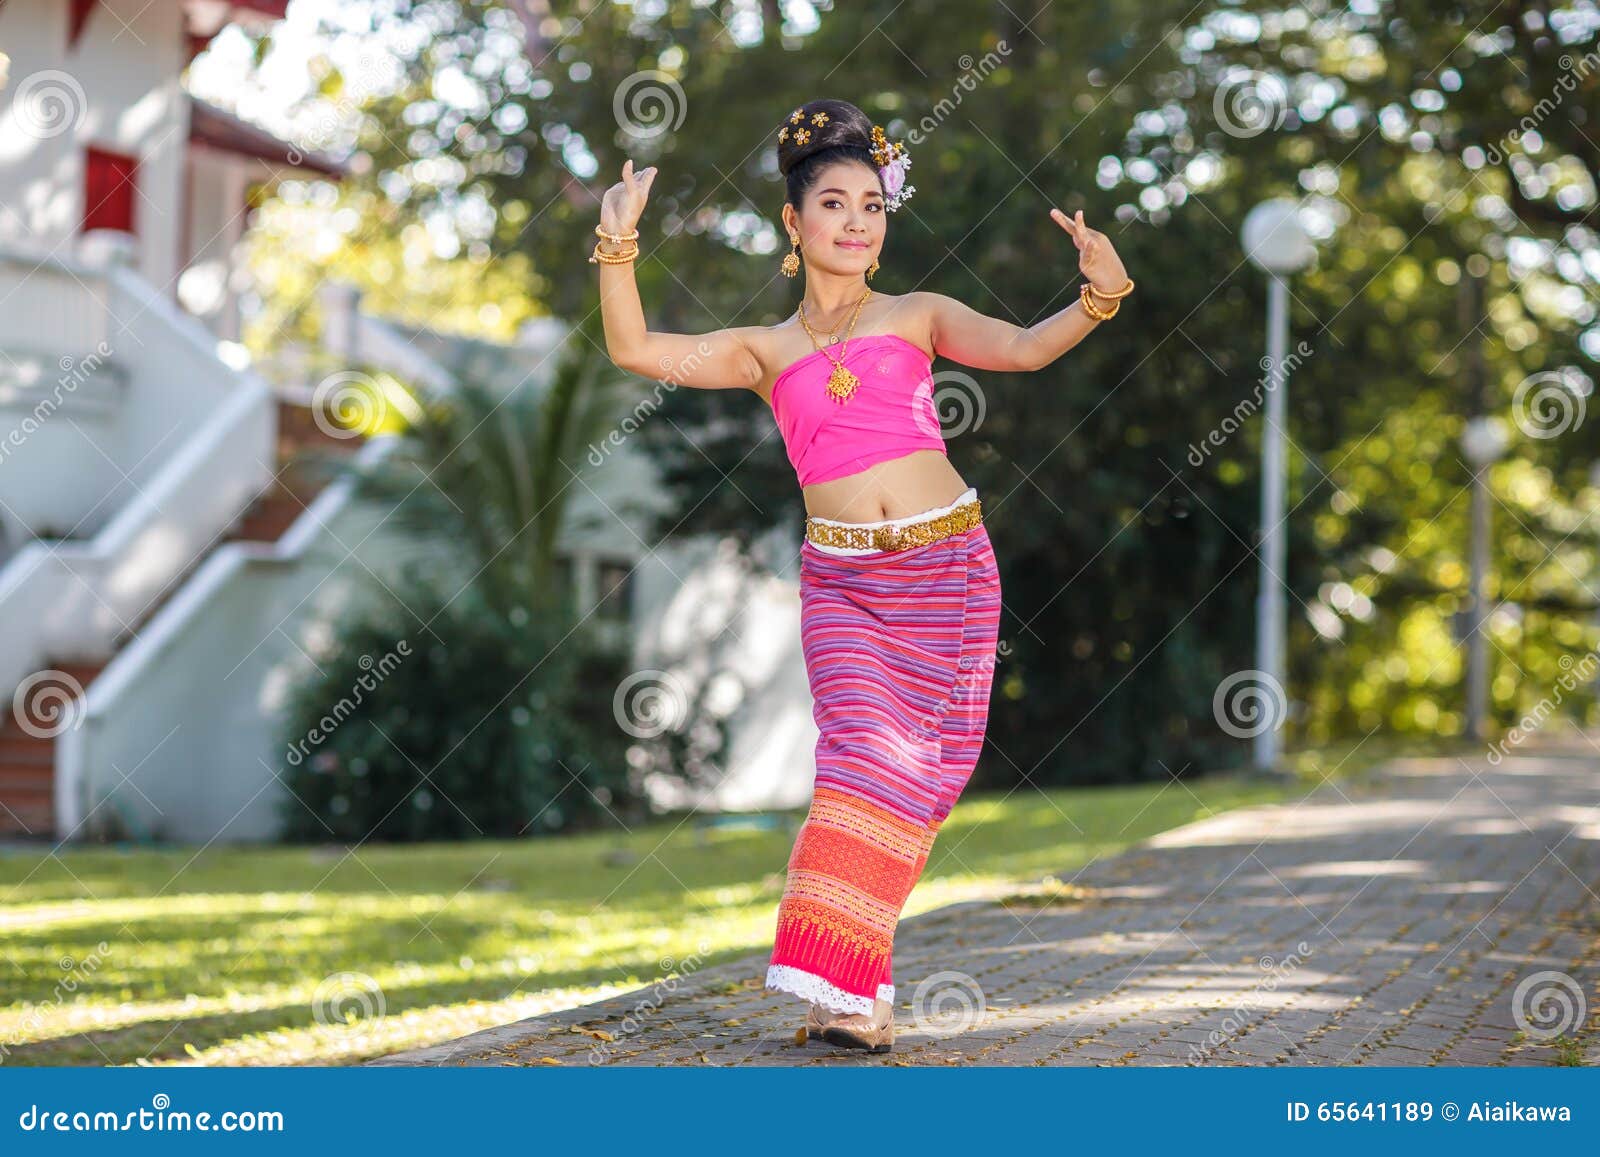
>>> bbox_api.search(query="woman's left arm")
[922,207,1129,373]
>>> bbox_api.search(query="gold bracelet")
[1086,277,1135,301]
[595,223,640,244]
[1081,290,1118,320]
[589,240,640,264]
[1079,282,1120,320]
[1081,291,1120,318]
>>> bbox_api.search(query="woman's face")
[789,161,886,277]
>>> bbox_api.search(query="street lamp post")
[1460,416,1509,741]
[1241,199,1317,773]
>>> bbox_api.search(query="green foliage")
[1178,0,1600,742]
[278,586,634,841]
[279,314,643,839]
[297,1,1600,785]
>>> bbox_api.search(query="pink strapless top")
[769,333,947,486]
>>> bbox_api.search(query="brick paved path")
[369,748,1600,1067]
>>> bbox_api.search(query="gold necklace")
[817,305,852,346]
[798,287,872,404]
[801,293,859,346]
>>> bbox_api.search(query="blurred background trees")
[244,0,1600,800]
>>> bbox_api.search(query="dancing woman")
[593,98,1131,1053]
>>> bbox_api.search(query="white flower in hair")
[871,124,916,212]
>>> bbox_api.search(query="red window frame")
[81,145,139,235]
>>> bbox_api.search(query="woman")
[593,98,1131,1054]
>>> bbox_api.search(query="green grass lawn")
[0,761,1373,1067]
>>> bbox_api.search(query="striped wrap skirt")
[765,489,1003,1015]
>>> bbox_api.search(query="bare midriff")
[800,449,970,523]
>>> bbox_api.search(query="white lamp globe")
[1242,198,1316,275]
[1461,415,1510,467]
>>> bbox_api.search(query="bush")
[277,586,637,842]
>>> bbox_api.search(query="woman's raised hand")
[601,158,658,234]
[1050,206,1128,294]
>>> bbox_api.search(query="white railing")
[0,245,276,698]
[0,246,111,355]
[56,435,400,842]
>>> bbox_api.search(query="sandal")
[820,1000,894,1054]
[804,1002,837,1040]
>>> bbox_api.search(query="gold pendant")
[824,361,859,403]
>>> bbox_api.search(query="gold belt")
[805,498,983,553]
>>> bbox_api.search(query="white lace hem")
[765,964,894,1014]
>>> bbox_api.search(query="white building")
[0,0,820,843]
[0,0,345,326]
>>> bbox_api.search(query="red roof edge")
[188,98,349,179]
[230,0,289,18]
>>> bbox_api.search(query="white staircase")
[0,241,367,838]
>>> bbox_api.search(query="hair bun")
[775,98,875,176]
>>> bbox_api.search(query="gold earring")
[781,233,800,278]
[867,259,879,280]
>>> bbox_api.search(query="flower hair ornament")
[869,124,915,212]
[776,109,916,212]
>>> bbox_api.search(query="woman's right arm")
[594,159,764,391]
